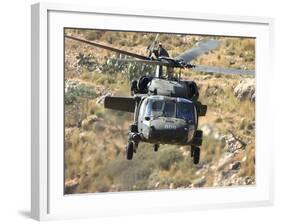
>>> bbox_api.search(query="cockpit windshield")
[176,101,194,121]
[144,97,194,121]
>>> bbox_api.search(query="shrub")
[102,149,157,191]
[173,177,192,188]
[65,84,97,105]
[158,149,184,171]
[84,30,105,40]
[65,92,77,105]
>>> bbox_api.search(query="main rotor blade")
[118,58,171,66]
[175,40,220,63]
[192,65,255,75]
[148,34,159,52]
[104,96,135,113]
[65,35,150,60]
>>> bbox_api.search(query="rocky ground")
[64,29,255,194]
[64,75,255,193]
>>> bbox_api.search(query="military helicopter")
[65,34,255,164]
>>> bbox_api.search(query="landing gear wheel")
[193,130,203,146]
[193,147,200,165]
[154,144,159,152]
[191,147,195,157]
[131,80,138,94]
[126,141,134,160]
[130,124,138,133]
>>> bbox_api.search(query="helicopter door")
[138,98,148,133]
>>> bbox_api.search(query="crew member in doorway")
[157,42,169,57]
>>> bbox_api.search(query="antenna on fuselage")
[155,65,163,78]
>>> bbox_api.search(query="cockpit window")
[177,102,194,121]
[145,100,163,118]
[144,97,194,121]
[151,101,163,111]
[163,101,175,117]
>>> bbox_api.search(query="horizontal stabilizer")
[104,96,135,113]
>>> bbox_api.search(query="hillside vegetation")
[64,29,255,194]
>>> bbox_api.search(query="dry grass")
[64,29,255,193]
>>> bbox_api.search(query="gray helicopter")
[65,34,254,164]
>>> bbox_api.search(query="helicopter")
[65,34,255,164]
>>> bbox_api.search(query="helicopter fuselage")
[104,75,207,159]
[132,76,199,99]
[135,95,197,145]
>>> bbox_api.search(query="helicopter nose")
[148,119,190,144]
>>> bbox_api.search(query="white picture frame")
[31,2,274,221]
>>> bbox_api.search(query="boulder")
[169,183,175,189]
[244,176,255,185]
[96,92,112,105]
[204,85,224,97]
[201,124,213,136]
[65,177,79,194]
[81,115,99,131]
[154,182,160,188]
[65,79,79,93]
[242,156,247,162]
[214,153,233,171]
[247,122,255,130]
[200,124,225,142]
[224,134,246,153]
[234,78,255,102]
[230,161,241,171]
[192,176,207,187]
[202,75,212,80]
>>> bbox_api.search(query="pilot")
[157,42,169,58]
[148,42,170,59]
[157,42,174,78]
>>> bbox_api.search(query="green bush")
[104,158,152,190]
[74,85,96,98]
[65,92,77,105]
[173,177,192,188]
[158,149,184,171]
[65,84,97,105]
[84,30,105,40]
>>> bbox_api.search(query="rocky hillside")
[64,29,255,194]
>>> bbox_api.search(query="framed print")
[31,2,274,221]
